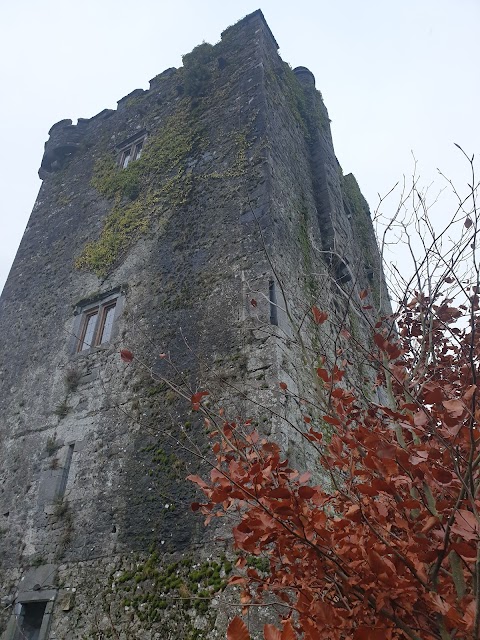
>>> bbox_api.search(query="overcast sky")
[0,0,478,294]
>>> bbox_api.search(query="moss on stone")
[76,100,253,278]
[205,130,250,180]
[76,107,201,277]
[246,555,269,573]
[279,63,309,134]
[342,173,382,305]
[111,554,232,633]
[91,155,142,201]
[182,43,215,97]
[268,61,330,140]
[343,173,369,218]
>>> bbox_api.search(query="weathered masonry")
[0,10,388,639]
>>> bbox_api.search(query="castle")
[0,10,387,639]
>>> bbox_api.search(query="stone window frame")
[71,289,124,354]
[5,597,55,640]
[117,131,147,169]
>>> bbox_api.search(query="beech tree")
[186,154,480,640]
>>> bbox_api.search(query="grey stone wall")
[0,10,388,639]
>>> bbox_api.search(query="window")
[118,134,146,168]
[15,601,47,640]
[269,279,278,326]
[74,293,121,352]
[57,444,75,499]
[121,148,131,168]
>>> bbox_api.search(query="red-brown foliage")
[189,296,480,639]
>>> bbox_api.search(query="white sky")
[0,0,478,294]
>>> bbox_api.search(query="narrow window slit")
[57,444,75,499]
[269,279,278,326]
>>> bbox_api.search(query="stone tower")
[0,10,387,639]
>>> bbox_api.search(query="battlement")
[39,9,278,180]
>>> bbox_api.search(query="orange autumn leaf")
[312,306,328,324]
[451,509,479,541]
[463,384,477,402]
[227,617,251,640]
[442,398,465,417]
[120,348,134,363]
[354,628,388,640]
[316,367,330,382]
[264,625,282,640]
[279,620,296,640]
[191,390,209,410]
